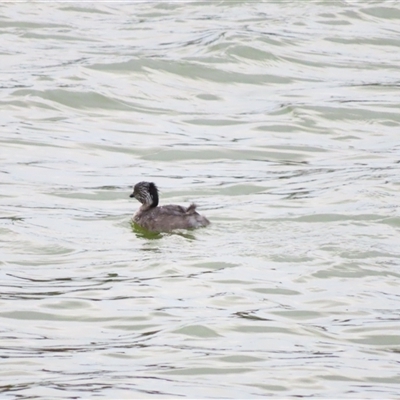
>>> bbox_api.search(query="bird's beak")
[129,193,135,198]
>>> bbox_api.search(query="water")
[1,2,400,398]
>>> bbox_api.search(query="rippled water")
[1,2,400,398]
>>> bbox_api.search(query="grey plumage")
[129,181,210,232]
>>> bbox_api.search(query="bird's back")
[133,203,210,232]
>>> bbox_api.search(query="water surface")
[1,2,400,398]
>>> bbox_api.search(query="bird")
[129,181,210,232]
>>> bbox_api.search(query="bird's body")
[130,182,210,232]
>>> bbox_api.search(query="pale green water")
[1,2,400,398]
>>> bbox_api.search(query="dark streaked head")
[130,181,159,207]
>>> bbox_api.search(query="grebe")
[129,181,210,232]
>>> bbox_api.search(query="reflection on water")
[1,1,400,398]
[131,223,164,240]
